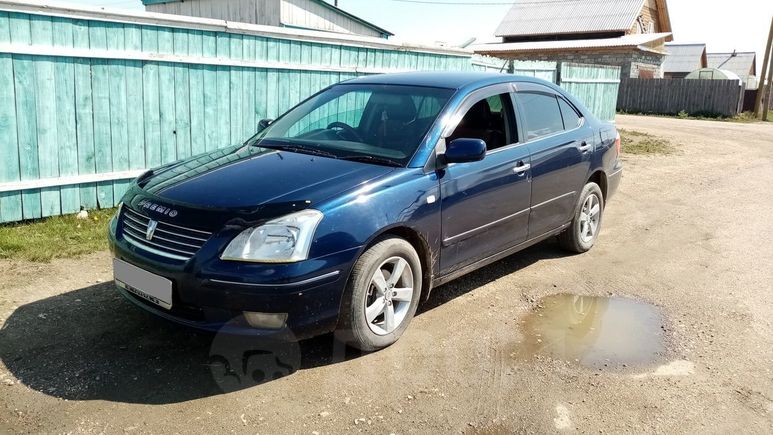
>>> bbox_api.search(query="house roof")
[473,32,672,56]
[141,0,393,37]
[706,52,757,83]
[495,0,672,41]
[663,43,707,73]
[305,0,393,37]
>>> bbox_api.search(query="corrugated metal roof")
[663,43,706,73]
[495,0,645,38]
[473,33,670,55]
[141,0,394,36]
[706,52,756,83]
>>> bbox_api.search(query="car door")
[513,84,593,239]
[439,85,531,273]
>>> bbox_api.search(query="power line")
[384,0,515,4]
[381,0,631,5]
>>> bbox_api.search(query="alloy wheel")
[579,194,601,244]
[364,256,414,335]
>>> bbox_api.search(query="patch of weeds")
[619,110,772,123]
[0,208,117,262]
[618,129,675,155]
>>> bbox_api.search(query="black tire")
[558,182,605,253]
[335,236,422,351]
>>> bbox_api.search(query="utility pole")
[763,43,773,121]
[755,17,773,118]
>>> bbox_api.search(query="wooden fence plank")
[30,16,61,217]
[188,30,205,156]
[0,11,21,221]
[141,27,161,169]
[201,31,218,152]
[229,35,243,144]
[9,13,41,219]
[14,53,42,219]
[157,28,176,165]
[0,46,22,221]
[73,19,96,210]
[106,22,130,205]
[87,21,114,208]
[52,16,79,214]
[173,29,192,160]
[125,24,145,175]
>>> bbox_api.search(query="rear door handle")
[513,161,530,175]
[579,141,593,153]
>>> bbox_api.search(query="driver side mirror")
[257,118,274,133]
[443,138,487,164]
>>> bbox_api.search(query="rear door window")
[516,92,564,140]
[558,98,582,130]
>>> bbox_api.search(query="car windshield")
[247,84,454,166]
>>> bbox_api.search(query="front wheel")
[558,182,604,253]
[335,237,422,351]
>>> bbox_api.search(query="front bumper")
[108,217,360,340]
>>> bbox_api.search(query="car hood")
[139,145,395,210]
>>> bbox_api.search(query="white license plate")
[113,258,173,310]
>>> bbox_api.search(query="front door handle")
[513,162,531,175]
[579,141,593,153]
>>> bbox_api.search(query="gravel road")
[1,115,772,434]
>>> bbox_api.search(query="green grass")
[0,208,116,262]
[619,129,676,155]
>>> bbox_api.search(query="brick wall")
[499,50,666,79]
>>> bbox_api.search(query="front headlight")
[220,209,323,263]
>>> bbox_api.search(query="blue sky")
[68,0,773,75]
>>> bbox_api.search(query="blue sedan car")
[108,72,622,350]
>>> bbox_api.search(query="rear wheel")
[558,182,604,253]
[335,237,422,351]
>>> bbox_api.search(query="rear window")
[517,93,564,140]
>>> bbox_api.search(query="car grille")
[121,207,212,261]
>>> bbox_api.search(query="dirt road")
[1,115,772,434]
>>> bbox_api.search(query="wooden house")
[142,0,393,38]
[474,0,673,79]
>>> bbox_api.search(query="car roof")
[339,71,551,90]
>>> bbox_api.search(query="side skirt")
[430,222,571,289]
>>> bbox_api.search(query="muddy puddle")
[515,294,666,369]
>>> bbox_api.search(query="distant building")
[706,52,758,89]
[663,43,707,79]
[142,0,393,39]
[474,0,673,79]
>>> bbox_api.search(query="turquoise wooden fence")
[511,60,558,83]
[0,4,620,224]
[481,60,620,121]
[0,3,483,223]
[558,63,621,123]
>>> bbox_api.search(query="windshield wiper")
[339,155,403,167]
[257,143,339,159]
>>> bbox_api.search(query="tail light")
[614,131,621,156]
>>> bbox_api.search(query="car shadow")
[0,240,570,404]
[419,239,569,313]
